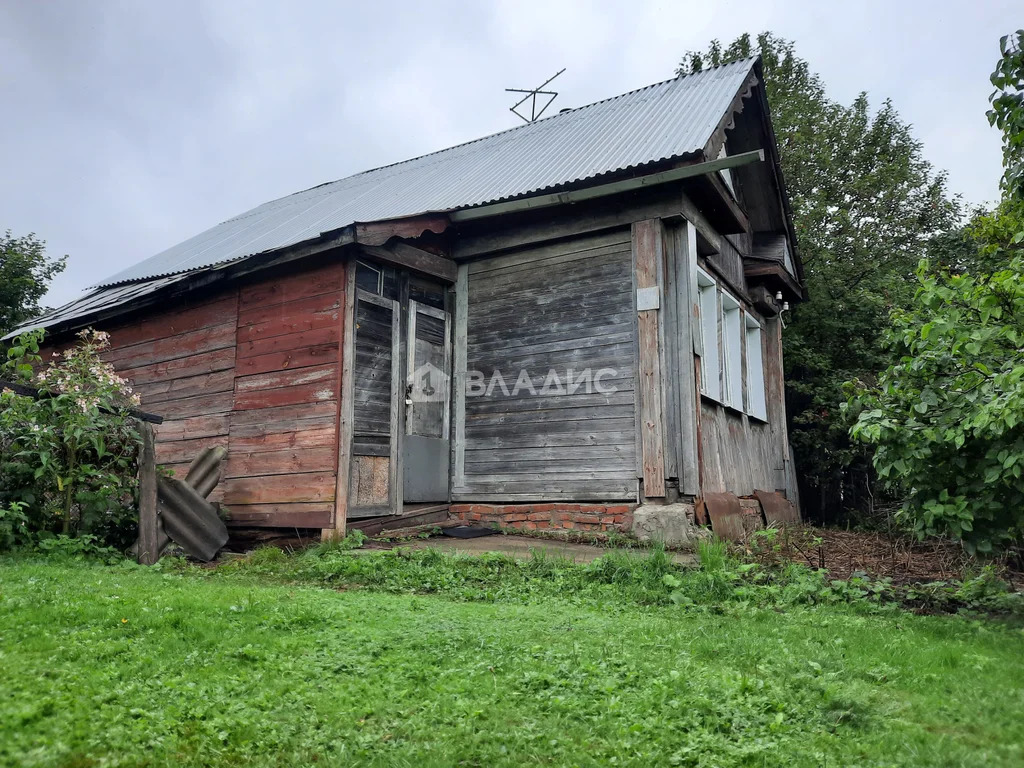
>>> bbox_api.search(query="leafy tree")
[988,30,1024,198]
[677,34,961,520]
[847,246,1024,553]
[0,231,67,337]
[847,32,1024,552]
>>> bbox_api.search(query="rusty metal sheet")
[754,489,800,526]
[703,492,746,542]
[694,497,709,526]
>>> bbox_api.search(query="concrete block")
[631,503,710,548]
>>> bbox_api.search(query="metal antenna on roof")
[506,68,566,123]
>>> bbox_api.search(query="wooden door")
[348,289,402,517]
[403,301,451,502]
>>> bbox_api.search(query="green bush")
[1,328,142,550]
[847,250,1024,553]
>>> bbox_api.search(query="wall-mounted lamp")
[775,291,783,301]
[782,301,790,311]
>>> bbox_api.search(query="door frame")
[406,299,452,438]
[356,287,403,514]
[336,255,455,529]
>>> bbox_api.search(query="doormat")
[442,526,497,539]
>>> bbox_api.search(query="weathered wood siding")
[225,263,344,528]
[91,260,345,528]
[454,230,637,501]
[697,316,788,496]
[102,293,239,500]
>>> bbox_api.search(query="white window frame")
[721,293,742,410]
[745,314,768,422]
[696,268,720,401]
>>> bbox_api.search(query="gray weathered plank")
[632,219,666,497]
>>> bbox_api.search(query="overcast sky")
[1,0,1015,308]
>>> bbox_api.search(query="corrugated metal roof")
[97,58,755,287]
[6,58,755,340]
[4,274,193,340]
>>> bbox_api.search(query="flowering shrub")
[1,328,142,549]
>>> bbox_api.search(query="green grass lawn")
[2,552,1023,767]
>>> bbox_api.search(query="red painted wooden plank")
[238,264,344,310]
[237,291,342,331]
[104,293,239,348]
[148,391,235,420]
[224,503,333,528]
[229,400,338,428]
[135,370,235,404]
[230,425,336,453]
[225,446,337,478]
[230,415,337,441]
[104,321,236,367]
[233,343,337,377]
[236,326,340,360]
[233,363,336,394]
[233,380,337,411]
[157,435,229,465]
[237,306,341,345]
[155,414,229,442]
[222,472,336,504]
[119,346,236,386]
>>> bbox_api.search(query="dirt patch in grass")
[763,525,1022,587]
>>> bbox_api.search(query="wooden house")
[7,58,804,540]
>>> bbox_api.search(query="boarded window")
[745,314,767,421]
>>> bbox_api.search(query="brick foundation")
[738,497,766,537]
[449,503,637,533]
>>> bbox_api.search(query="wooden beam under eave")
[353,215,450,247]
[682,173,750,235]
[358,243,458,283]
[744,261,805,300]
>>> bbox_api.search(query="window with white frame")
[745,314,767,421]
[696,266,770,420]
[721,293,742,409]
[696,269,720,400]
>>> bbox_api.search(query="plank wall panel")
[99,290,241,499]
[50,264,347,528]
[222,262,345,526]
[238,264,344,310]
[455,230,637,501]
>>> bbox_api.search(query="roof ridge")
[221,56,758,225]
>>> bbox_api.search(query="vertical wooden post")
[326,265,356,541]
[674,221,700,496]
[632,219,666,498]
[450,264,468,492]
[137,422,160,565]
[389,295,403,514]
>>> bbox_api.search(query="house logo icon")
[409,362,448,403]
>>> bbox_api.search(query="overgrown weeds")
[206,534,1023,619]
